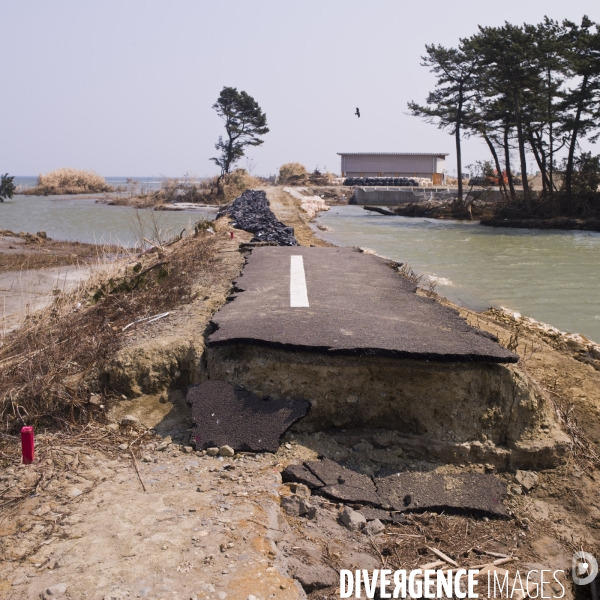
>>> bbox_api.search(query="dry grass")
[0,230,218,437]
[0,240,124,274]
[278,162,309,186]
[115,169,261,207]
[27,168,113,195]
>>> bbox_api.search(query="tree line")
[408,16,600,210]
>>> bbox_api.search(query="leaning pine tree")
[210,87,269,197]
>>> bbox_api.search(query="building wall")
[340,154,446,178]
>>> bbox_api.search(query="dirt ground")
[1,188,600,599]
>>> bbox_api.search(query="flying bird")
[355,107,360,118]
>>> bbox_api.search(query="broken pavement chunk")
[282,464,324,489]
[187,381,310,453]
[376,471,508,517]
[282,459,508,518]
[305,458,381,505]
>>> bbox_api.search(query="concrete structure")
[339,152,448,182]
[352,187,506,205]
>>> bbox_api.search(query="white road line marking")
[290,255,309,307]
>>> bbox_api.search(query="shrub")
[278,162,308,186]
[31,168,114,195]
[0,173,16,201]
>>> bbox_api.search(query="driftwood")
[363,206,396,216]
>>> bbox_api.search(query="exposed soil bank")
[207,345,569,470]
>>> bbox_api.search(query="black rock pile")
[217,189,297,246]
[344,177,420,187]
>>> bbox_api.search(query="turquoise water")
[315,206,600,342]
[0,195,215,247]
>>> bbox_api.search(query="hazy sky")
[3,1,600,178]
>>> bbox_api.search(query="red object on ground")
[21,426,34,464]
[230,231,234,239]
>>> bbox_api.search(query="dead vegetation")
[278,163,336,187]
[25,168,113,195]
[110,169,262,208]
[0,230,124,274]
[0,228,219,444]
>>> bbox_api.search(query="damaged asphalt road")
[208,246,518,362]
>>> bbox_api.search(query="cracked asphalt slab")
[283,459,509,518]
[187,381,310,453]
[208,246,518,362]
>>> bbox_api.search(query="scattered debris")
[187,381,310,453]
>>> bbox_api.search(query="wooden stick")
[418,561,446,571]
[493,557,516,566]
[477,550,510,559]
[130,449,147,493]
[428,546,459,567]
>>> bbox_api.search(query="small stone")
[515,470,539,492]
[207,447,219,456]
[201,584,216,593]
[340,506,366,532]
[106,423,119,432]
[285,443,292,449]
[159,391,168,404]
[281,496,316,519]
[120,415,140,428]
[287,483,311,500]
[217,593,227,600]
[363,518,385,536]
[484,464,496,474]
[510,484,523,496]
[89,394,102,405]
[183,446,194,454]
[353,442,374,452]
[118,444,129,451]
[45,583,67,596]
[68,488,83,498]
[247,596,257,600]
[141,454,152,463]
[219,445,235,457]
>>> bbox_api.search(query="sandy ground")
[1,188,599,599]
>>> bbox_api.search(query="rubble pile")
[217,189,297,245]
